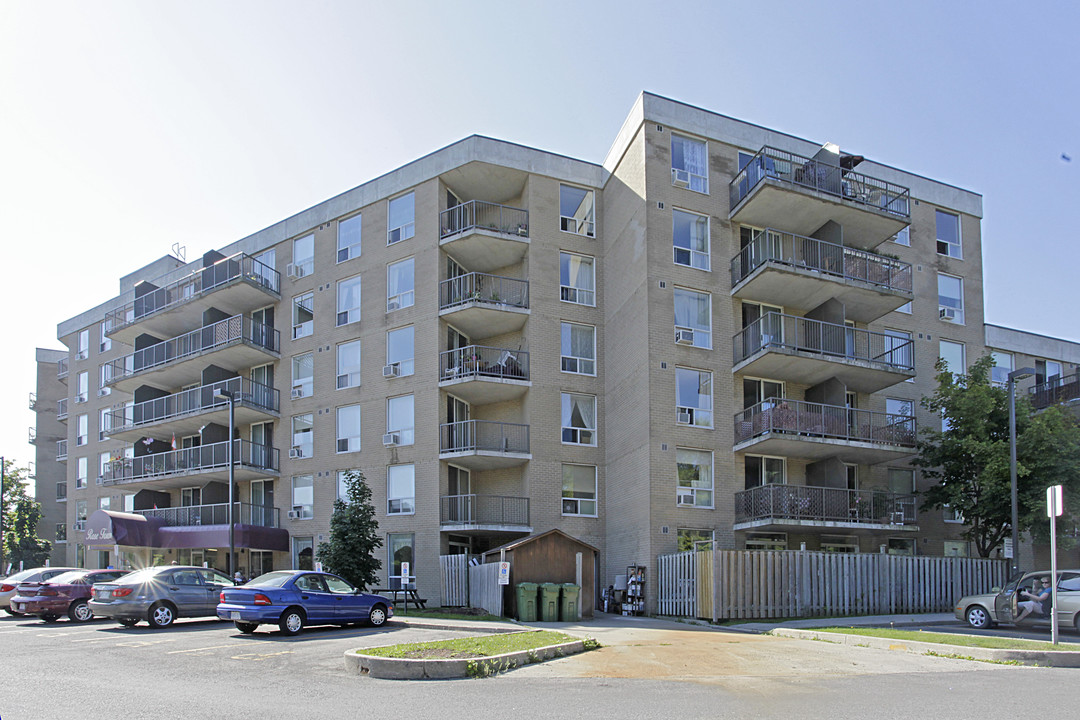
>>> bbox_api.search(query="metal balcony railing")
[440,201,529,240]
[735,399,916,447]
[439,273,529,311]
[731,228,913,293]
[1029,372,1080,410]
[56,481,67,501]
[106,253,280,333]
[439,345,529,382]
[29,392,37,411]
[439,494,530,527]
[102,440,278,485]
[136,501,280,528]
[107,376,279,433]
[734,312,914,372]
[56,439,68,461]
[57,398,68,421]
[57,358,68,380]
[105,315,279,384]
[439,420,530,455]
[735,484,917,525]
[730,146,911,219]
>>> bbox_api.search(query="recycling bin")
[539,582,561,621]
[515,582,539,622]
[559,583,580,621]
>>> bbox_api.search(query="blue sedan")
[217,571,394,635]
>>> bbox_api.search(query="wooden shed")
[481,529,598,619]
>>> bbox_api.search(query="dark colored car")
[89,565,234,628]
[217,570,393,635]
[1,567,80,616]
[11,569,129,622]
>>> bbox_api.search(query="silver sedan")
[89,565,234,628]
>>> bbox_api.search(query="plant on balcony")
[316,470,382,591]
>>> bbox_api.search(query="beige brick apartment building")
[28,92,1078,610]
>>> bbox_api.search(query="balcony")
[438,346,530,405]
[136,501,281,529]
[734,484,918,531]
[104,315,279,393]
[730,147,910,246]
[57,358,68,382]
[28,427,36,444]
[734,400,916,464]
[1030,372,1080,411]
[439,201,529,273]
[102,439,279,489]
[731,229,913,322]
[56,482,67,502]
[29,392,37,411]
[439,420,530,470]
[734,313,915,393]
[106,377,279,442]
[439,494,531,533]
[57,398,68,421]
[57,440,68,461]
[105,253,281,345]
[438,273,529,340]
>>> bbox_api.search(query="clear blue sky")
[2,0,1076,473]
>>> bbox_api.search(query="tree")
[315,470,382,590]
[1,460,51,571]
[915,355,1080,557]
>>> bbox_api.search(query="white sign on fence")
[498,562,511,585]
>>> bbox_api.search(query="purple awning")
[85,510,164,548]
[84,510,288,552]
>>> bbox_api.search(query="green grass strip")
[399,609,509,623]
[812,627,1075,651]
[359,630,581,658]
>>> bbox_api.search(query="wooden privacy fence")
[439,554,469,607]
[658,550,1008,620]
[468,561,503,616]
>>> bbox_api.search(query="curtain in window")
[562,465,596,498]
[688,214,708,252]
[677,449,711,489]
[563,255,594,292]
[673,136,706,176]
[562,394,596,430]
[562,323,594,360]
[674,289,710,331]
[388,259,414,298]
[338,278,361,312]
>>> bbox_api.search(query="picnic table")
[372,587,427,610]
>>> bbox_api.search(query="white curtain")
[562,393,596,430]
[388,258,414,297]
[674,289,709,331]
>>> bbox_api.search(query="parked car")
[955,569,1080,631]
[10,569,129,622]
[1,567,80,616]
[88,565,234,628]
[217,570,393,635]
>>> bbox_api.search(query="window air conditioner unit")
[73,521,86,531]
[675,329,695,345]
[677,410,692,425]
[98,388,110,397]
[96,476,104,486]
[74,395,87,404]
[388,227,402,244]
[291,387,306,399]
[939,307,957,321]
[387,299,401,312]
[289,446,305,459]
[677,491,695,506]
[287,508,302,520]
[382,433,399,447]
[672,168,691,188]
[382,364,400,378]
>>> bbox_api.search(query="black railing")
[1029,372,1080,410]
[102,440,278,485]
[439,345,529,382]
[439,494,529,527]
[108,376,279,432]
[137,501,280,528]
[439,273,529,311]
[735,399,915,447]
[439,201,529,239]
[439,420,530,455]
[735,484,917,525]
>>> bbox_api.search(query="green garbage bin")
[515,582,539,622]
[538,583,561,621]
[559,583,580,621]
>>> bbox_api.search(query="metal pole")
[227,395,235,581]
[0,456,6,575]
[1009,378,1019,575]
[1051,510,1059,645]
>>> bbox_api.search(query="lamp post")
[1008,366,1035,574]
[1,455,6,575]
[214,390,237,580]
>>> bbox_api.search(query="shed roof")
[480,528,600,560]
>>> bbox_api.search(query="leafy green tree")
[315,470,382,590]
[1,460,51,570]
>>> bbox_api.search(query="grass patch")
[359,630,584,660]
[812,627,1074,651]
[397,608,510,623]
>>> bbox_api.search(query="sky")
[1,0,1076,476]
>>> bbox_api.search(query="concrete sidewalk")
[715,611,958,634]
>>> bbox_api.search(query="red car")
[11,569,129,622]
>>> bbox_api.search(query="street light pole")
[1,456,7,575]
[215,390,236,580]
[1008,367,1035,575]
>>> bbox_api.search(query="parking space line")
[115,638,178,647]
[231,650,294,661]
[167,644,236,654]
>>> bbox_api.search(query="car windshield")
[44,571,87,585]
[245,571,296,588]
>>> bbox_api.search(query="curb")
[770,628,1080,667]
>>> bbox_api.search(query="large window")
[292,292,314,339]
[935,210,961,259]
[337,213,362,263]
[676,448,713,508]
[559,185,595,237]
[293,537,314,570]
[673,287,711,349]
[560,322,596,375]
[76,414,88,446]
[336,404,361,453]
[677,528,714,552]
[387,464,415,515]
[76,457,87,489]
[990,351,1013,387]
[892,226,910,247]
[561,464,597,516]
[337,340,362,389]
[387,258,415,311]
[886,397,915,418]
[388,193,415,245]
[671,134,708,193]
[98,408,110,441]
[559,252,595,306]
[1036,358,1064,386]
[77,329,89,359]
[938,273,964,324]
[292,234,314,278]
[388,533,414,589]
[337,275,361,326]
[744,455,785,489]
[99,364,111,397]
[291,414,313,459]
[100,321,112,353]
[673,209,710,270]
[386,326,415,377]
[939,340,966,374]
[561,393,597,446]
[291,352,313,399]
[75,371,88,403]
[675,367,712,428]
[387,394,414,446]
[291,475,313,519]
[888,468,915,494]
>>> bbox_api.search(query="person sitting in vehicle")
[1015,576,1052,622]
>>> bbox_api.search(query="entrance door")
[445,395,471,452]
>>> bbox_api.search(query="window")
[291,352,314,399]
[673,287,711,349]
[292,234,314,277]
[883,328,914,374]
[887,538,914,556]
[991,351,1013,387]
[75,371,88,403]
[74,500,87,528]
[337,213,362,263]
[293,537,314,570]
[935,210,961,258]
[742,378,784,409]
[76,414,88,446]
[98,408,110,441]
[821,535,859,553]
[99,364,111,396]
[56,523,67,543]
[561,464,597,516]
[291,414,313,459]
[337,340,362,389]
[845,463,859,490]
[943,504,964,523]
[1036,358,1064,386]
[559,252,595,306]
[99,452,110,481]
[100,321,111,353]
[336,404,361,453]
[671,134,708,193]
[181,487,202,507]
[673,209,710,270]
[337,275,361,326]
[254,249,277,287]
[76,457,87,489]
[387,193,415,244]
[937,273,964,323]
[387,394,414,445]
[944,540,970,557]
[123,493,135,512]
[387,258,415,311]
[386,326,415,377]
[561,392,597,446]
[388,533,414,589]
[676,448,713,508]
[746,532,786,551]
[292,292,314,339]
[895,300,912,314]
[677,528,714,552]
[77,329,89,359]
[387,464,415,515]
[560,322,596,375]
[892,226,910,246]
[675,367,713,428]
[559,185,595,237]
[336,470,356,502]
[291,475,313,519]
[939,340,966,374]
[886,398,915,418]
[744,455,785,489]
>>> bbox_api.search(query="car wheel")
[118,618,139,628]
[147,602,176,629]
[278,607,305,636]
[368,603,388,627]
[234,621,258,634]
[4,607,25,617]
[69,599,93,623]
[966,605,991,630]
[41,614,60,623]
